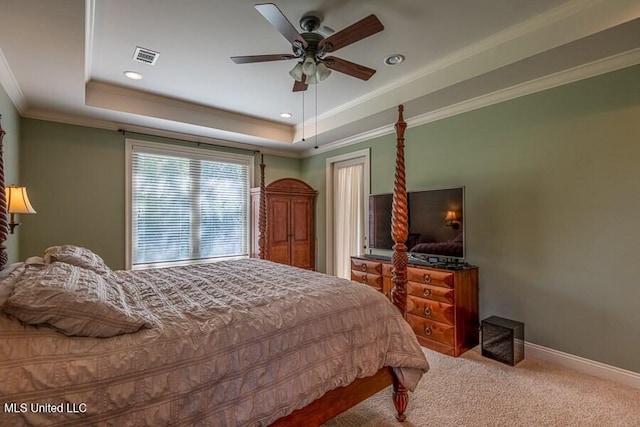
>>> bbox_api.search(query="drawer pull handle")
[363,274,368,284]
[424,306,432,316]
[423,289,431,297]
[424,326,432,336]
[423,274,432,283]
[361,263,367,271]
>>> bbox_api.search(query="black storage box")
[481,316,524,366]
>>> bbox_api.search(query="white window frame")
[125,138,254,269]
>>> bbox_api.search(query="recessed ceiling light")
[279,112,292,118]
[384,54,405,66]
[123,71,144,80]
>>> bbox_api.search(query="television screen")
[368,187,465,259]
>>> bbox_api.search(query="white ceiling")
[1,0,639,157]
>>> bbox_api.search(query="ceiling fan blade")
[231,54,296,64]
[255,3,308,48]
[323,56,376,80]
[319,14,383,53]
[293,74,308,92]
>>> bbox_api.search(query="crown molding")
[21,108,302,159]
[297,0,640,141]
[302,49,640,158]
[407,48,640,130]
[85,81,295,144]
[85,0,96,83]
[0,48,28,113]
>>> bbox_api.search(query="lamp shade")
[316,62,331,81]
[289,62,303,82]
[445,210,457,221]
[301,56,317,76]
[306,72,318,85]
[6,186,36,214]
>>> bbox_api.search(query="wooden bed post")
[391,105,408,317]
[258,154,267,259]
[0,115,8,270]
[390,105,409,422]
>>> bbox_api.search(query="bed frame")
[0,106,411,425]
[263,106,411,425]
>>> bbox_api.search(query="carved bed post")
[390,105,409,422]
[391,105,408,317]
[258,154,267,259]
[0,115,8,270]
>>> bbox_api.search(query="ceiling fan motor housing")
[300,12,322,32]
[295,32,324,59]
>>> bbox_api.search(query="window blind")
[130,144,251,268]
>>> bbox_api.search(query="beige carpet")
[324,347,640,427]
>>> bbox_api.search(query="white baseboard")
[524,341,640,390]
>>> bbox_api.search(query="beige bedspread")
[0,258,429,426]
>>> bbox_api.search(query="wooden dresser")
[251,178,317,270]
[350,256,479,356]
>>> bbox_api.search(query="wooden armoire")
[250,178,317,270]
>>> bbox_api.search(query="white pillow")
[0,263,25,307]
[0,257,45,307]
[44,245,112,275]
[3,262,148,337]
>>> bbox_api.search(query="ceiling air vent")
[133,46,159,65]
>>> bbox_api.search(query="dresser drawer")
[407,296,455,325]
[407,314,455,347]
[351,259,382,275]
[351,270,382,289]
[382,263,394,277]
[407,267,454,288]
[407,281,454,304]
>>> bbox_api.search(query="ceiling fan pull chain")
[314,83,318,149]
[302,89,305,142]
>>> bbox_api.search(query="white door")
[332,157,366,279]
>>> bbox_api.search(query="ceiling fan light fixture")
[306,73,318,85]
[302,56,317,76]
[289,62,304,81]
[316,62,331,81]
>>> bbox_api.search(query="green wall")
[302,64,640,374]
[20,120,126,268]
[19,121,300,269]
[0,83,21,263]
[258,152,302,184]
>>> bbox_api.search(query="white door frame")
[325,149,370,276]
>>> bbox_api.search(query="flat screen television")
[368,187,465,259]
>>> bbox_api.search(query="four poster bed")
[0,107,424,426]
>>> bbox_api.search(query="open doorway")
[325,149,370,278]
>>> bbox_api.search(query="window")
[126,140,253,269]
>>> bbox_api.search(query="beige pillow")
[3,262,147,337]
[44,245,112,275]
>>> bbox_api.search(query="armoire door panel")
[269,246,290,265]
[291,199,310,241]
[269,199,290,243]
[269,199,291,264]
[291,246,312,269]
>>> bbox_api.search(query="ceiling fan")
[231,3,384,92]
